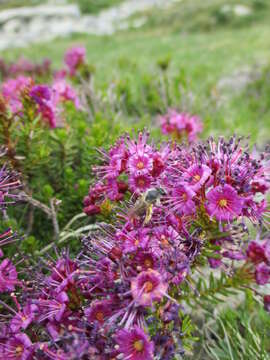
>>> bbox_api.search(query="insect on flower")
[128,187,166,225]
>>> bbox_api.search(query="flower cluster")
[1,75,33,113]
[0,166,21,293]
[247,234,270,285]
[29,80,81,128]
[0,131,270,359]
[160,109,203,142]
[0,66,82,128]
[0,224,187,358]
[0,57,51,80]
[64,46,86,77]
[84,132,270,229]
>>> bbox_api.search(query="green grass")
[136,0,270,33]
[0,0,42,10]
[70,0,124,14]
[3,28,270,141]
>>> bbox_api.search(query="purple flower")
[64,46,86,76]
[135,252,158,271]
[168,184,196,215]
[37,291,69,322]
[1,75,32,113]
[0,258,19,293]
[127,153,153,177]
[10,303,38,332]
[131,270,168,306]
[160,109,203,142]
[52,80,81,109]
[151,226,180,255]
[264,295,270,312]
[122,228,150,254]
[208,257,222,269]
[129,174,152,194]
[84,300,112,324]
[247,240,270,264]
[3,333,33,360]
[255,263,270,285]
[206,184,244,222]
[115,326,154,360]
[29,84,51,105]
[29,84,59,128]
[46,257,78,293]
[183,164,212,191]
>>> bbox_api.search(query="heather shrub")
[0,128,269,358]
[0,48,209,249]
[0,45,269,359]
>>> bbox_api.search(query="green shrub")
[75,0,123,14]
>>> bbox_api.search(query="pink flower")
[255,263,270,285]
[127,153,153,177]
[38,102,58,128]
[169,184,196,215]
[83,204,101,216]
[29,84,58,128]
[151,225,180,255]
[206,184,244,222]
[184,113,203,142]
[0,258,19,292]
[84,300,112,324]
[135,252,158,271]
[52,80,81,109]
[115,326,154,360]
[129,174,152,194]
[64,46,86,76]
[29,84,51,105]
[131,269,167,306]
[37,291,69,322]
[160,109,203,142]
[183,164,212,191]
[247,240,270,264]
[2,76,32,113]
[3,333,33,360]
[126,131,153,158]
[264,295,270,312]
[122,228,150,254]
[10,303,38,332]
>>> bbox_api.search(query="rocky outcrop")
[0,0,178,50]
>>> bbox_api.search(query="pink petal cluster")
[1,75,32,113]
[115,326,154,360]
[0,57,51,80]
[64,46,86,76]
[0,76,81,128]
[247,235,270,286]
[0,131,270,358]
[160,109,203,142]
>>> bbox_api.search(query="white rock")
[220,4,232,14]
[234,5,252,16]
[0,0,177,50]
[1,18,21,33]
[0,4,80,24]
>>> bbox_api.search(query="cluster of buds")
[160,109,203,143]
